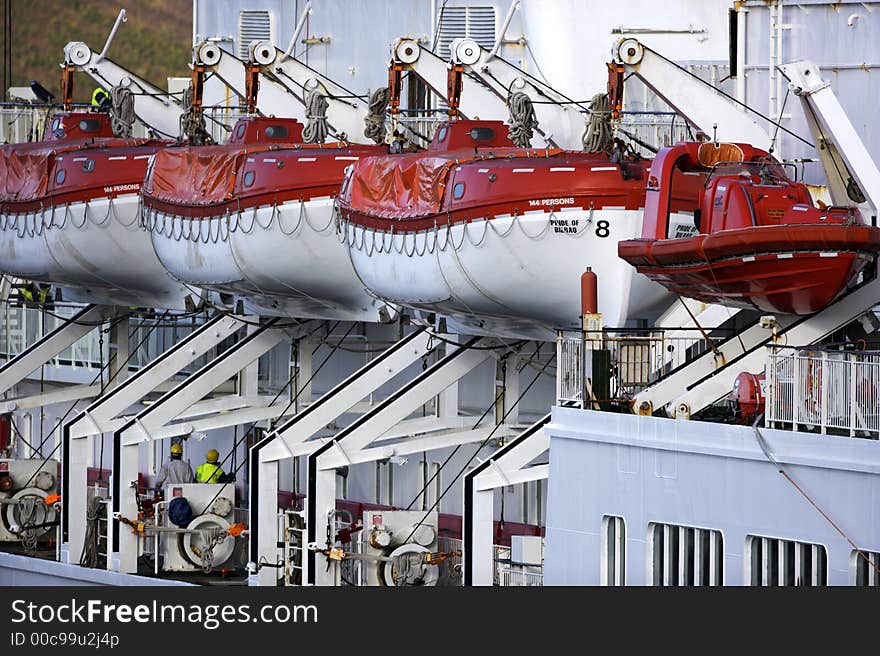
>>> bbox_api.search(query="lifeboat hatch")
[428,119,514,152]
[44,112,114,142]
[227,116,305,145]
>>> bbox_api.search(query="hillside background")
[1,0,192,102]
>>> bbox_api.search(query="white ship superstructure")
[0,1,877,590]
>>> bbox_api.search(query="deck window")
[602,515,626,586]
[852,550,880,586]
[649,522,724,586]
[374,461,394,506]
[747,535,827,586]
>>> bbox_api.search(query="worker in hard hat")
[19,282,49,306]
[155,443,194,491]
[195,449,227,484]
[91,86,109,109]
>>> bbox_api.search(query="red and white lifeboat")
[617,141,880,315]
[0,111,195,309]
[143,116,390,321]
[336,119,704,339]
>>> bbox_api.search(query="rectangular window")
[335,468,347,499]
[650,522,724,586]
[238,10,273,59]
[602,516,626,586]
[521,480,544,526]
[417,460,441,511]
[853,550,880,586]
[374,461,393,506]
[747,535,827,586]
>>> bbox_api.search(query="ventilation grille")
[436,6,496,61]
[238,10,273,59]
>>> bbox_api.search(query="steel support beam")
[249,328,433,586]
[614,38,772,147]
[307,336,493,586]
[0,305,113,396]
[64,314,243,565]
[463,415,550,586]
[112,319,287,573]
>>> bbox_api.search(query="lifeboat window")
[469,127,495,142]
[436,126,448,142]
[243,170,256,187]
[51,118,61,133]
[264,125,289,139]
[453,182,466,200]
[81,159,95,173]
[55,169,66,185]
[78,119,103,133]
[235,123,246,140]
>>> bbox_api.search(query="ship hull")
[344,207,674,339]
[0,194,194,309]
[619,224,880,315]
[147,198,388,321]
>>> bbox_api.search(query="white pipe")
[735,6,747,105]
[95,9,127,64]
[192,0,198,48]
[282,0,313,62]
[488,0,520,61]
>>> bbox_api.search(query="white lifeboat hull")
[147,198,389,322]
[0,194,197,309]
[345,207,674,340]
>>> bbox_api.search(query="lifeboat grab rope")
[507,91,538,148]
[302,89,330,144]
[582,92,613,153]
[363,88,389,144]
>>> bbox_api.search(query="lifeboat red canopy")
[142,116,385,217]
[0,111,161,212]
[617,141,880,315]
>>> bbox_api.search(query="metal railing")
[0,303,107,370]
[766,347,880,437]
[498,566,544,587]
[557,328,715,406]
[282,510,307,586]
[0,302,217,379]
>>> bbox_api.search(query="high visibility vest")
[91,87,108,107]
[195,462,224,483]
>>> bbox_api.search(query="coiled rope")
[507,91,538,148]
[363,87,389,144]
[109,86,136,138]
[179,83,212,145]
[582,92,613,153]
[79,496,107,569]
[302,88,330,144]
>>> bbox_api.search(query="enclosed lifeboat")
[335,119,704,339]
[0,111,195,308]
[617,141,880,315]
[143,116,390,321]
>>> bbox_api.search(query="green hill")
[2,0,192,102]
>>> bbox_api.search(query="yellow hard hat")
[170,443,183,455]
[206,449,219,463]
